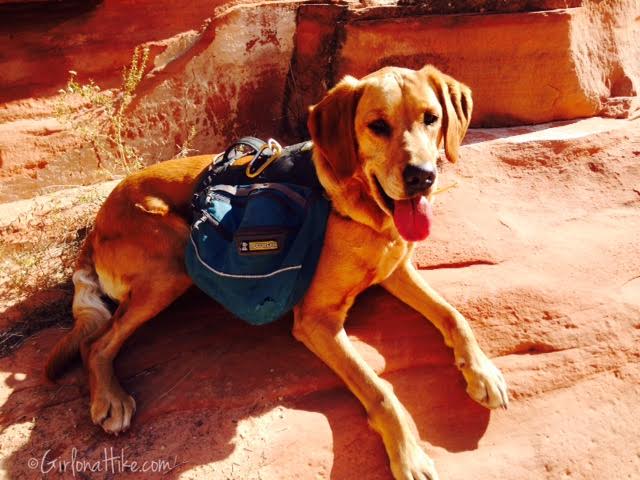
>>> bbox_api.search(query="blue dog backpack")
[185,137,331,325]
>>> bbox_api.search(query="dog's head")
[308,65,472,241]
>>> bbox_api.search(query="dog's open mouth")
[373,175,395,213]
[373,175,433,242]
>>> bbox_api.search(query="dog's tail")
[45,231,112,380]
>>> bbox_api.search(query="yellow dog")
[46,65,508,480]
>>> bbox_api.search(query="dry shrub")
[0,186,109,307]
[54,46,150,175]
[0,186,111,356]
[0,47,199,353]
[1,47,152,310]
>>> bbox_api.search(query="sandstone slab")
[1,118,638,479]
[287,1,640,129]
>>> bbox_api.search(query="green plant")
[175,125,198,159]
[1,47,200,317]
[0,187,108,307]
[0,186,109,357]
[55,46,150,175]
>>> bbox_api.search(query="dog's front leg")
[293,308,439,480]
[382,260,508,410]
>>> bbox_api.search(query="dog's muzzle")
[402,164,436,197]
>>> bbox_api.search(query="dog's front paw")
[457,351,508,410]
[390,441,439,480]
[90,386,136,435]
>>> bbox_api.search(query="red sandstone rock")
[1,118,638,479]
[0,2,639,473]
[339,10,597,126]
[1,1,639,202]
[0,1,300,201]
[0,0,228,103]
[288,1,640,128]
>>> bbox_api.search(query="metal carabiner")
[245,138,283,179]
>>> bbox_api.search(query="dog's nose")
[403,164,436,196]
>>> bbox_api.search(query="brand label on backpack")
[236,232,285,255]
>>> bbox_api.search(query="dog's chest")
[324,213,410,287]
[374,238,411,282]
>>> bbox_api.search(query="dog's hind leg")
[84,273,191,434]
[46,231,112,380]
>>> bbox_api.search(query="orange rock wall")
[570,0,640,116]
[129,3,300,162]
[0,0,222,102]
[0,0,638,202]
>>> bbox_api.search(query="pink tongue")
[393,196,432,242]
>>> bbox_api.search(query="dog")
[46,65,508,480]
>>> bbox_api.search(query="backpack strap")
[210,183,307,208]
[193,138,321,212]
[193,137,269,208]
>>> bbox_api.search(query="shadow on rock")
[0,286,491,479]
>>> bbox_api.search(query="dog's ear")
[428,68,473,163]
[307,75,364,180]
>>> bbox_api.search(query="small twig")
[432,181,459,195]
[162,458,188,476]
[621,274,640,287]
[152,367,194,405]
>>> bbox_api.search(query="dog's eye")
[368,119,392,137]
[423,113,438,126]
